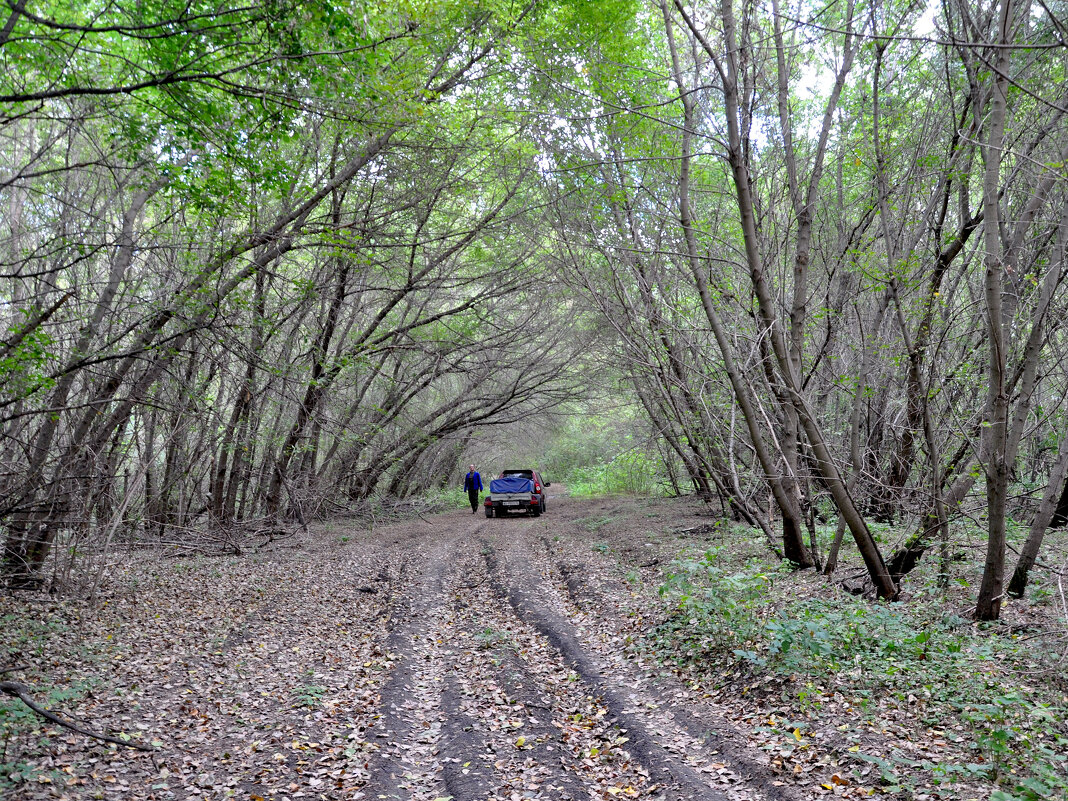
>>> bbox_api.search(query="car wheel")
[485,507,493,518]
[531,507,541,517]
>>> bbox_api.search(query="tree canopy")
[2,0,1067,621]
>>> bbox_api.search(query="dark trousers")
[468,488,479,511]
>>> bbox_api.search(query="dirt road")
[6,491,793,800]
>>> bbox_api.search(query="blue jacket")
[463,471,483,492]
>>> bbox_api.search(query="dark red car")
[483,469,550,517]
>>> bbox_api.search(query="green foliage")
[566,449,663,497]
[650,548,1068,798]
[474,627,513,651]
[432,485,473,512]
[291,682,327,709]
[0,313,58,398]
[0,613,70,662]
[651,548,774,666]
[536,396,675,498]
[0,613,100,791]
[358,485,470,518]
[959,693,1068,791]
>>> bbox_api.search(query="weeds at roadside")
[577,515,618,532]
[0,611,102,792]
[291,681,328,709]
[645,546,1068,800]
[474,626,514,652]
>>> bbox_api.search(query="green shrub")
[650,547,774,665]
[651,548,1068,798]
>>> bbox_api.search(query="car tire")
[485,507,493,518]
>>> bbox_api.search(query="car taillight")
[534,483,541,492]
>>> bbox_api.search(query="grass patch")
[408,485,470,512]
[576,515,619,532]
[563,454,671,498]
[645,546,1068,800]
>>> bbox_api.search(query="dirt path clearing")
[4,492,792,801]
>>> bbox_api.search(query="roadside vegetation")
[643,521,1068,801]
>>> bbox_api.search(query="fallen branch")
[0,680,155,751]
[677,524,718,536]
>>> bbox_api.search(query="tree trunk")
[660,3,811,566]
[1050,479,1068,529]
[974,0,1013,622]
[1007,418,1068,598]
[674,0,894,591]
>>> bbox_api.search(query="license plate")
[504,501,519,506]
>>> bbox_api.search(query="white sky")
[795,0,939,99]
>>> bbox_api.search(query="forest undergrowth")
[641,516,1068,801]
[2,492,1067,800]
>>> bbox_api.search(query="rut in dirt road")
[358,511,792,801]
[9,496,795,801]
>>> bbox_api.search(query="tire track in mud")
[483,538,727,799]
[436,537,510,799]
[536,537,800,801]
[347,513,793,800]
[361,542,450,801]
[26,499,800,801]
[484,532,791,801]
[368,528,675,800]
[439,669,501,799]
[362,524,545,801]
[442,534,644,800]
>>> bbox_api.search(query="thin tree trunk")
[974,0,1013,622]
[825,295,890,573]
[1007,415,1068,598]
[660,2,811,566]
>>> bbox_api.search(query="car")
[500,469,550,514]
[484,469,551,517]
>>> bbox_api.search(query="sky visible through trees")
[1,0,1067,625]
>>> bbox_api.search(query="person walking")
[463,464,483,514]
